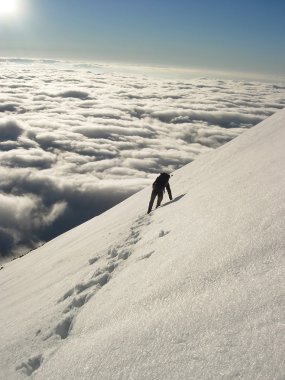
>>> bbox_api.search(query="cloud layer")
[0,59,284,261]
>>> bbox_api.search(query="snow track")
[14,213,153,377]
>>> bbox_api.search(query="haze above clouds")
[0,59,285,261]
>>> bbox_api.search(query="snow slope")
[1,109,285,379]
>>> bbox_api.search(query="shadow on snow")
[161,193,186,208]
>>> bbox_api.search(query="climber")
[147,173,172,214]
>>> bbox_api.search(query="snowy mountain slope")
[1,108,285,379]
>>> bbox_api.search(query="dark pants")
[147,188,163,214]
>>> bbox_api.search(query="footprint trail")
[16,213,151,376]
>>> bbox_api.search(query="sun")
[0,0,18,16]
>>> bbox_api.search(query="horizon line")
[1,55,284,84]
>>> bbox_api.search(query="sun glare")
[0,0,18,16]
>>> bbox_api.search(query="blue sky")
[1,0,285,78]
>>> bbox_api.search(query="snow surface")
[1,109,285,379]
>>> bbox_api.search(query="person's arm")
[166,183,172,200]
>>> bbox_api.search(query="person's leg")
[147,191,157,213]
[156,191,163,208]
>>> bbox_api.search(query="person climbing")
[147,172,172,214]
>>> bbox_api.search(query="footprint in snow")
[44,314,74,341]
[159,230,170,238]
[63,293,90,313]
[74,273,110,295]
[88,256,99,265]
[53,315,74,340]
[16,354,43,376]
[92,262,118,275]
[108,247,119,258]
[127,229,141,245]
[58,288,74,303]
[139,251,155,260]
[58,270,111,304]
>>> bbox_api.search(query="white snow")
[0,108,285,379]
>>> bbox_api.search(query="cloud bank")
[0,59,284,261]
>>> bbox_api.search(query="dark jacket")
[153,173,172,200]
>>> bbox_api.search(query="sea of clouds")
[0,58,284,261]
